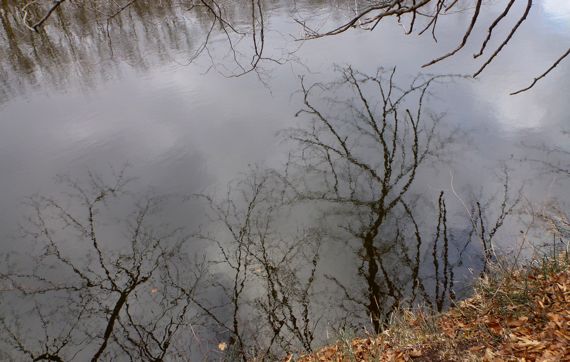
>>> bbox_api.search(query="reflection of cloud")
[543,0,570,24]
[492,92,546,129]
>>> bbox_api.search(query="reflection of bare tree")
[523,139,570,178]
[282,66,459,332]
[3,1,567,98]
[446,166,521,279]
[520,138,570,256]
[475,169,521,272]
[295,0,569,95]
[0,170,202,361]
[0,0,277,102]
[193,171,321,360]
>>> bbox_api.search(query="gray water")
[1,1,569,207]
[0,0,569,360]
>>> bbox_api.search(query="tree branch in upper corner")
[511,47,570,96]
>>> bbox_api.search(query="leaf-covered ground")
[294,255,570,361]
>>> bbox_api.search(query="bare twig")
[511,47,570,95]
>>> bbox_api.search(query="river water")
[0,0,569,360]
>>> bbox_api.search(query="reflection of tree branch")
[473,167,521,273]
[399,200,433,308]
[0,169,201,360]
[108,0,139,22]
[29,0,68,32]
[284,66,457,332]
[296,0,563,94]
[16,0,280,80]
[195,171,320,359]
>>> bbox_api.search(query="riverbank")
[294,254,569,361]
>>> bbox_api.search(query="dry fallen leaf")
[409,349,422,357]
[295,259,570,362]
[482,347,494,361]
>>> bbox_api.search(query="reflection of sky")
[1,3,570,356]
[1,0,570,241]
[543,0,570,25]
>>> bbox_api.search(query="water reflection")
[1,0,570,360]
[0,0,285,103]
[282,67,461,333]
[0,67,524,360]
[0,169,204,360]
[543,0,570,24]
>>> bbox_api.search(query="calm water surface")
[0,1,568,203]
[0,0,569,359]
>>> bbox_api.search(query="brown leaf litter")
[295,256,570,361]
